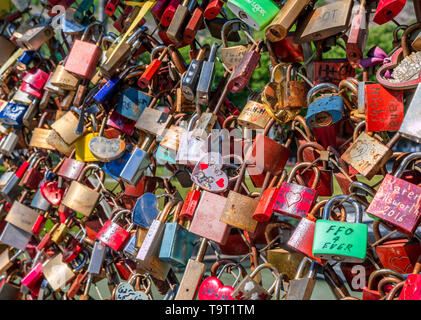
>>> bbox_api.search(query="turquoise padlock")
[312,195,367,263]
[159,203,197,267]
[306,83,344,128]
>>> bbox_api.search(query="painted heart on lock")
[114,282,148,300]
[40,181,65,206]
[198,277,235,300]
[89,136,126,162]
[285,191,303,207]
[192,152,228,192]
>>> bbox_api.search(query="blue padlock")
[116,88,152,121]
[17,51,35,68]
[132,193,160,228]
[159,204,197,266]
[103,151,131,180]
[119,146,150,185]
[0,103,27,126]
[93,77,120,105]
[305,83,343,128]
[156,145,177,165]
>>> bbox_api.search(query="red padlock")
[373,221,421,274]
[138,48,169,89]
[204,0,224,20]
[96,210,133,252]
[272,163,320,220]
[373,0,406,25]
[270,34,304,63]
[160,0,182,27]
[105,0,120,16]
[399,256,421,300]
[183,6,204,44]
[179,187,201,220]
[151,0,170,20]
[362,269,404,300]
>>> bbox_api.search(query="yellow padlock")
[75,132,99,162]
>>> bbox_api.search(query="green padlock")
[312,195,367,263]
[227,0,280,31]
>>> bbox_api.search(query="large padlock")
[367,152,421,236]
[5,192,39,234]
[64,22,104,79]
[61,164,105,217]
[313,195,367,263]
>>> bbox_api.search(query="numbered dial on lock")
[191,152,229,192]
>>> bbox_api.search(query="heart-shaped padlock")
[40,181,65,206]
[114,273,151,300]
[191,152,229,192]
[132,193,160,228]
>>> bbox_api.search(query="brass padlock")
[16,24,54,51]
[237,91,272,130]
[29,112,56,151]
[61,164,105,217]
[50,63,80,91]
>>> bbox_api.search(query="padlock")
[64,22,104,79]
[237,91,271,130]
[113,273,152,300]
[21,156,47,190]
[306,83,344,128]
[285,257,317,300]
[138,47,169,89]
[266,0,311,42]
[50,63,80,91]
[5,192,39,234]
[231,263,280,300]
[364,83,404,132]
[0,270,22,300]
[399,256,421,300]
[16,24,54,51]
[296,142,333,197]
[313,195,367,263]
[159,202,197,266]
[346,0,368,68]
[367,152,421,236]
[196,42,219,105]
[373,220,421,274]
[43,253,75,292]
[264,222,307,281]
[227,0,280,31]
[167,0,197,45]
[398,83,421,143]
[220,160,259,233]
[373,0,406,25]
[198,260,247,300]
[116,87,152,121]
[61,164,105,217]
[183,1,205,44]
[161,0,182,27]
[294,0,353,44]
[0,102,26,126]
[29,112,56,151]
[272,162,320,219]
[220,19,254,71]
[287,200,331,265]
[96,209,134,252]
[57,151,86,181]
[0,222,32,251]
[227,40,263,93]
[20,68,49,99]
[181,44,209,102]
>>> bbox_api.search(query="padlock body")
[313,220,368,263]
[306,96,343,128]
[376,238,421,274]
[96,220,130,252]
[367,174,421,236]
[64,40,102,79]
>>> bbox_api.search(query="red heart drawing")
[200,163,209,171]
[389,256,412,274]
[216,178,225,188]
[198,277,235,300]
[40,181,65,206]
[285,191,302,207]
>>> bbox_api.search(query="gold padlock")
[238,91,271,130]
[29,112,56,151]
[61,164,105,217]
[50,64,80,91]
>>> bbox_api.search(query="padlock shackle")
[306,83,339,105]
[322,195,363,223]
[264,222,294,246]
[292,115,313,142]
[295,257,317,280]
[297,142,328,167]
[348,182,376,198]
[287,161,321,190]
[249,262,280,294]
[401,22,421,57]
[221,19,254,48]
[393,151,421,178]
[367,268,405,290]
[128,273,152,294]
[77,164,105,192]
[81,21,105,45]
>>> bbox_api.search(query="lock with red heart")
[198,260,247,300]
[40,180,66,206]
